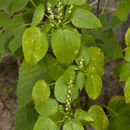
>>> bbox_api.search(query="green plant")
[0,0,130,130]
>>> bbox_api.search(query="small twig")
[24,21,45,26]
[49,83,55,86]
[0,27,5,33]
[63,20,70,25]
[30,0,36,8]
[90,100,118,116]
[57,120,64,123]
[122,47,129,52]
[101,0,109,15]
[90,0,98,7]
[44,13,51,20]
[44,13,57,25]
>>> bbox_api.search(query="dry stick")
[101,0,109,15]
[97,0,100,16]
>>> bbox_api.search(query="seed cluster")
[47,3,55,27]
[46,1,74,27]
[65,76,73,120]
[47,3,54,20]
[79,57,84,69]
[57,0,63,25]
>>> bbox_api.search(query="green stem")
[63,20,70,25]
[30,0,36,8]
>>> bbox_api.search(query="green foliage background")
[0,0,130,130]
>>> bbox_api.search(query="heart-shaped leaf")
[22,27,48,65]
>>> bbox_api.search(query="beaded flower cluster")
[47,0,74,27]
[65,76,73,120]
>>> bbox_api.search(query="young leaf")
[88,105,109,130]
[34,115,60,130]
[63,119,84,130]
[35,98,59,116]
[124,76,130,104]
[55,76,78,103]
[71,9,102,29]
[76,45,89,67]
[125,27,130,47]
[32,4,45,26]
[74,109,94,124]
[85,47,104,77]
[85,74,102,100]
[51,27,81,64]
[124,47,130,62]
[22,27,48,66]
[76,71,85,91]
[32,80,50,105]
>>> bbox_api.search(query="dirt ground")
[0,56,18,130]
[0,55,124,130]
